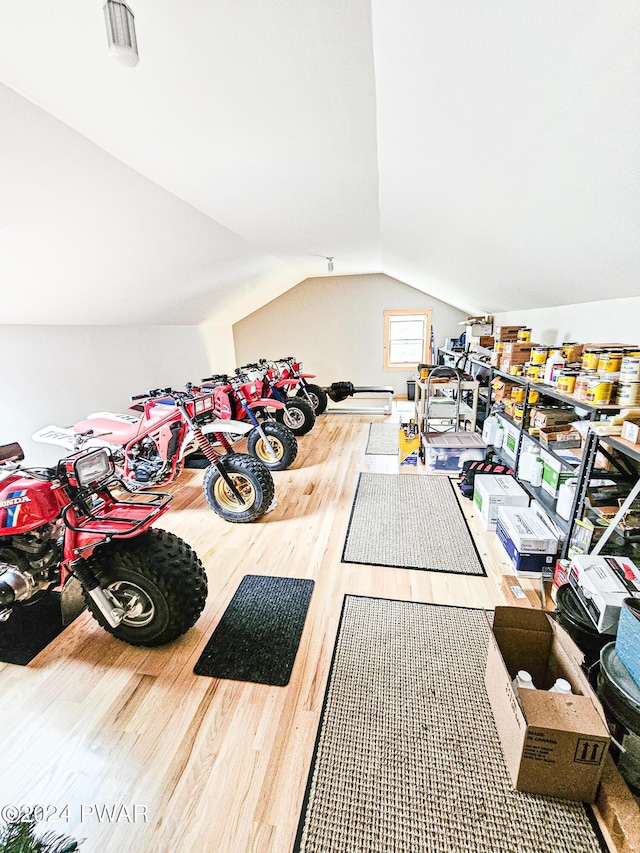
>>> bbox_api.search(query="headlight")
[74,448,114,487]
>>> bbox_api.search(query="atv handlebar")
[130,387,173,401]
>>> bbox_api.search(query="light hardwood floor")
[0,411,632,852]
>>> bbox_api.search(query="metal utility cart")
[415,366,480,434]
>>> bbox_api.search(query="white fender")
[199,420,253,437]
[32,424,114,451]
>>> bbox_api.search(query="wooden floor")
[0,411,633,852]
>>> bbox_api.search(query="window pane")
[389,319,424,340]
[390,340,423,363]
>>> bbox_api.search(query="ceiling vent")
[104,1,139,67]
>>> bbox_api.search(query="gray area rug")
[365,422,399,455]
[294,596,607,853]
[342,473,485,575]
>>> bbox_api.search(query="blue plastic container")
[615,597,640,688]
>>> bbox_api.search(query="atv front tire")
[202,453,275,522]
[275,398,316,436]
[247,421,297,471]
[83,528,207,646]
[297,383,328,415]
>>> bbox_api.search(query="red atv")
[236,363,316,435]
[0,441,207,647]
[269,356,328,415]
[34,385,276,523]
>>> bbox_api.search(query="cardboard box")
[465,322,493,338]
[469,335,495,349]
[568,554,640,634]
[496,506,559,577]
[621,419,640,444]
[501,575,535,608]
[473,474,529,530]
[485,606,610,802]
[540,449,580,498]
[491,378,518,404]
[500,352,531,368]
[530,407,578,430]
[494,325,528,342]
[421,432,486,472]
[538,425,582,451]
[502,342,537,356]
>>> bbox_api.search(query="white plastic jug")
[482,415,499,445]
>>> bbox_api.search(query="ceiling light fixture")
[104,1,139,67]
[327,257,334,272]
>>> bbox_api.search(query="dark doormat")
[184,453,211,469]
[0,593,69,665]
[193,575,315,686]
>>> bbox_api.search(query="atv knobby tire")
[297,383,328,415]
[202,453,275,522]
[83,528,207,646]
[275,398,316,436]
[247,421,297,471]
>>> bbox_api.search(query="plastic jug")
[482,415,499,445]
[493,423,504,449]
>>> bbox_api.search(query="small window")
[383,309,432,370]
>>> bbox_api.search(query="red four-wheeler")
[0,441,207,647]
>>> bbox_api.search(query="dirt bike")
[269,356,328,415]
[0,441,207,646]
[237,363,316,435]
[33,385,275,524]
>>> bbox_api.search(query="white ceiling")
[1,1,639,325]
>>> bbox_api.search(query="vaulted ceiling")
[1,1,638,325]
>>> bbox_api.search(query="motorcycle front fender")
[249,397,284,411]
[200,420,253,437]
[299,374,316,379]
[276,379,298,389]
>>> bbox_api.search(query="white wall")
[0,325,210,465]
[232,273,467,393]
[493,296,640,347]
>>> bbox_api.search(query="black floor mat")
[194,575,315,686]
[0,593,69,665]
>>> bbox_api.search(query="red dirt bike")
[0,441,207,646]
[195,375,298,470]
[268,356,328,415]
[236,363,316,435]
[33,385,275,523]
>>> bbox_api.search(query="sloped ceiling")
[0,1,638,325]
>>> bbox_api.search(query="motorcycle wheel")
[275,398,316,436]
[297,383,328,415]
[247,421,297,471]
[202,453,275,523]
[83,528,207,646]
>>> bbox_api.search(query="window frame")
[383,308,432,371]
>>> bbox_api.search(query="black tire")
[202,453,275,522]
[247,421,297,471]
[297,383,328,415]
[83,528,207,646]
[275,398,316,436]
